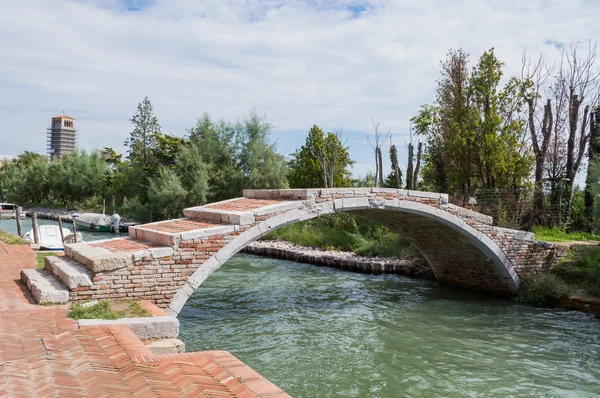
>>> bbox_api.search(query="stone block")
[144,338,185,355]
[45,256,93,289]
[78,316,180,339]
[21,269,69,304]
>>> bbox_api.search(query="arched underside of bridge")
[167,199,520,316]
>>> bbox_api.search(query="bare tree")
[367,119,391,187]
[522,52,554,208]
[559,43,600,215]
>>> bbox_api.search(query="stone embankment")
[24,206,76,222]
[244,239,435,279]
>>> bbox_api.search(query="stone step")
[65,237,174,273]
[20,269,69,304]
[129,218,238,246]
[183,198,302,227]
[45,255,93,289]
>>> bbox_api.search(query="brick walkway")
[204,199,281,212]
[0,243,289,397]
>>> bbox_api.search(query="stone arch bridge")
[22,189,565,315]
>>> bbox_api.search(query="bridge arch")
[165,192,520,316]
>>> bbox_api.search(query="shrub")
[516,274,570,306]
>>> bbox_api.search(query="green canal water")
[179,254,600,398]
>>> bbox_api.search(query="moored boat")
[0,203,26,220]
[72,213,130,233]
[23,225,81,251]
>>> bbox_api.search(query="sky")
[1,0,599,181]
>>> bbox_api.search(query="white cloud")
[1,0,599,180]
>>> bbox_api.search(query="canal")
[2,219,599,396]
[179,254,600,398]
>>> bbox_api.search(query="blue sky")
[1,0,599,182]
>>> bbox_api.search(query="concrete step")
[45,255,93,289]
[65,238,174,273]
[20,269,69,304]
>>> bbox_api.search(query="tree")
[126,97,160,172]
[148,167,187,220]
[367,120,390,187]
[389,144,402,188]
[585,107,600,228]
[559,44,599,219]
[154,132,188,168]
[288,125,353,188]
[414,49,534,200]
[174,145,210,207]
[188,114,241,202]
[237,111,288,190]
[49,151,107,206]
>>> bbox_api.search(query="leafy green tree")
[148,167,187,220]
[188,114,241,201]
[237,111,288,190]
[413,48,533,198]
[0,162,21,201]
[288,125,353,188]
[49,151,107,206]
[15,151,47,168]
[126,97,160,171]
[174,145,209,206]
[154,132,188,168]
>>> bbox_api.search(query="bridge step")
[183,198,302,227]
[129,218,238,246]
[65,237,174,274]
[45,255,93,289]
[20,269,70,304]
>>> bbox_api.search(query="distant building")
[47,114,77,160]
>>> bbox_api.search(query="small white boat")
[23,225,81,251]
[0,203,25,220]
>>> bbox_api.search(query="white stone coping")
[78,316,179,340]
[244,188,449,202]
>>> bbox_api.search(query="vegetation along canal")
[179,254,600,398]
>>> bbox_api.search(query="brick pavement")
[0,242,290,397]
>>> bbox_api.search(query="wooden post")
[102,199,106,215]
[122,196,126,219]
[57,216,65,244]
[15,207,22,237]
[31,211,39,244]
[72,219,78,243]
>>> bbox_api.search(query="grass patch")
[36,252,58,268]
[0,230,30,245]
[68,300,152,320]
[263,213,412,258]
[531,226,600,242]
[550,245,600,299]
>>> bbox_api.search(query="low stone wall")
[243,240,435,279]
[24,207,76,222]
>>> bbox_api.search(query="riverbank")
[245,240,435,279]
